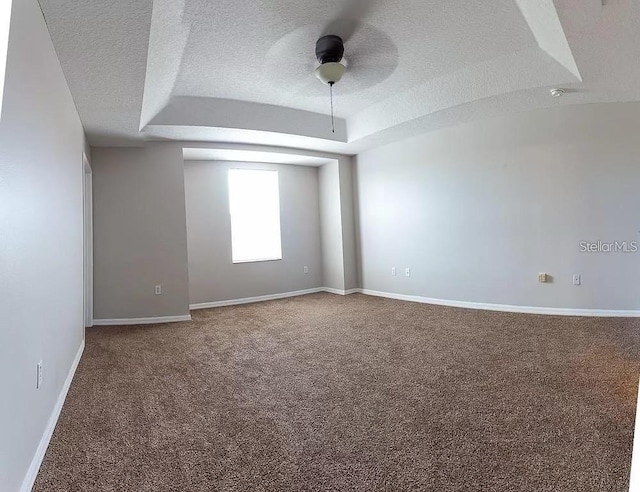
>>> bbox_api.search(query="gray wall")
[319,161,345,291]
[91,146,357,317]
[92,144,190,319]
[318,158,359,292]
[185,161,322,304]
[355,103,640,310]
[338,157,358,291]
[0,0,88,489]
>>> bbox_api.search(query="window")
[228,169,282,263]
[0,1,11,118]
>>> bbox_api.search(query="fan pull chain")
[329,82,335,133]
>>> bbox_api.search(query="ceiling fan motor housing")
[316,35,344,64]
[315,35,346,85]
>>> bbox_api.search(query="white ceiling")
[173,0,536,116]
[38,0,640,154]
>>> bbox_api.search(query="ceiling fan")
[315,34,346,87]
[314,34,346,133]
[261,0,397,133]
[312,0,374,133]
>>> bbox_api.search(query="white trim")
[323,287,359,296]
[188,286,640,317]
[20,340,85,492]
[190,288,324,310]
[92,315,192,326]
[358,289,640,317]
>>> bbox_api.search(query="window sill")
[232,257,282,264]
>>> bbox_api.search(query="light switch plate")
[36,361,43,389]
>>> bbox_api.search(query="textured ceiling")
[173,0,536,116]
[38,0,640,154]
[39,0,152,145]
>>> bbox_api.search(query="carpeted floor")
[34,293,640,491]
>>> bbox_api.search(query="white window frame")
[228,168,283,264]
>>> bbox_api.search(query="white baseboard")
[92,315,192,326]
[189,287,363,310]
[190,288,325,310]
[359,289,640,317]
[323,287,360,296]
[20,340,85,492]
[191,286,636,316]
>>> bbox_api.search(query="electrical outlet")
[573,274,581,286]
[391,267,396,276]
[155,285,162,295]
[405,268,411,277]
[538,272,550,283]
[303,266,309,274]
[36,361,43,389]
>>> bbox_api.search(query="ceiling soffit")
[44,0,640,152]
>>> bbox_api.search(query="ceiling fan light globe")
[315,62,345,85]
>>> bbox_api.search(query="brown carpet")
[34,293,640,491]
